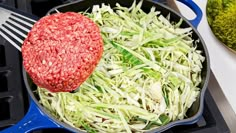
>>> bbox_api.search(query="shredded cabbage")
[38,1,205,133]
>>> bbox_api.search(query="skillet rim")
[23,0,211,132]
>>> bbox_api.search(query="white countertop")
[176,0,236,113]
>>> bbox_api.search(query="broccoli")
[207,0,236,51]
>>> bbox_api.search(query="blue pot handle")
[177,0,202,28]
[152,0,202,28]
[2,98,62,133]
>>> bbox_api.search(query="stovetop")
[0,0,231,133]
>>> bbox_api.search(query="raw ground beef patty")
[22,12,103,92]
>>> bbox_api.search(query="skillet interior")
[23,0,210,132]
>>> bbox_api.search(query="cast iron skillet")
[2,0,210,132]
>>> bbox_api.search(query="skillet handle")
[2,99,62,133]
[176,0,202,28]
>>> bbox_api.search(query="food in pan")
[207,0,236,51]
[22,12,104,92]
[37,1,205,133]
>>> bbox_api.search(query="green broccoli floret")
[207,0,236,51]
[206,0,223,25]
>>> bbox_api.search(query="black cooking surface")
[0,0,230,133]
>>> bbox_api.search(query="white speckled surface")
[176,0,236,113]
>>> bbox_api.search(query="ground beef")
[22,12,103,92]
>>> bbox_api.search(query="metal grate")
[0,36,28,130]
[0,0,30,128]
[0,0,31,12]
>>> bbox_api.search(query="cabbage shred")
[38,1,205,133]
